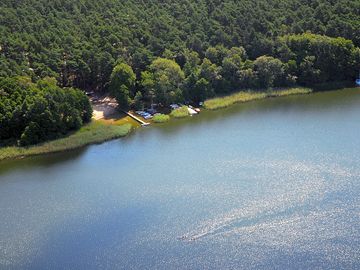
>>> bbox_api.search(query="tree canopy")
[0,76,92,145]
[109,63,136,109]
[1,0,359,92]
[1,0,360,143]
[148,58,185,105]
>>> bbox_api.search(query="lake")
[1,89,360,269]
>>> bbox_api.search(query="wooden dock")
[123,111,150,126]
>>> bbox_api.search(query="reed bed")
[0,121,132,161]
[204,87,312,110]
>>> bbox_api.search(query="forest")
[1,0,360,143]
[0,76,92,145]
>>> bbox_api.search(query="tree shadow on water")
[0,147,88,177]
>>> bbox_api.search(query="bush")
[19,122,41,146]
[152,114,170,123]
[170,106,189,118]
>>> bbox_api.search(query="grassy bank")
[204,87,312,110]
[0,121,133,161]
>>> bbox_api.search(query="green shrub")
[170,106,189,118]
[152,114,170,123]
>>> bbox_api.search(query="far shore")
[0,86,356,162]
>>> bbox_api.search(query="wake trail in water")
[178,158,359,242]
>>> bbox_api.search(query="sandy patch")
[92,96,118,120]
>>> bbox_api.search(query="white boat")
[187,107,198,115]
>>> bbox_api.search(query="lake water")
[1,89,360,269]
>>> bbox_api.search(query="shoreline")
[0,87,355,162]
[0,121,133,161]
[203,87,312,110]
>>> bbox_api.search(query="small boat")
[188,105,200,113]
[187,107,198,115]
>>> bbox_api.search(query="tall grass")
[0,121,133,161]
[204,87,312,110]
[170,106,189,118]
[204,92,267,110]
[269,87,312,97]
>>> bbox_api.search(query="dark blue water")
[1,89,360,269]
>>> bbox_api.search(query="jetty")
[123,111,150,126]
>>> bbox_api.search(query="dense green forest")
[1,0,360,144]
[1,0,360,89]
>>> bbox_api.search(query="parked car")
[143,113,153,119]
[170,104,180,110]
[146,108,157,115]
